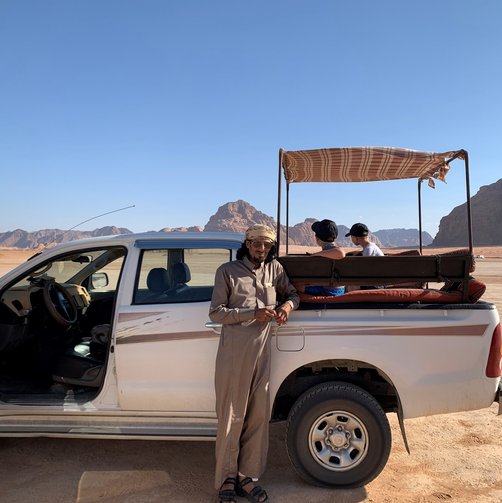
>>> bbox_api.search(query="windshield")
[15,249,116,287]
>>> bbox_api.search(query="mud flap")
[396,394,410,454]
[498,382,502,416]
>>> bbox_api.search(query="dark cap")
[311,219,338,242]
[345,223,369,237]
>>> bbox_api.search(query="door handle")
[205,321,223,334]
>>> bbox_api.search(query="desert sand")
[0,246,501,503]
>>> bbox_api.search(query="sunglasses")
[248,240,274,249]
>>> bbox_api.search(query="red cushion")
[466,278,486,302]
[440,278,486,303]
[298,281,486,304]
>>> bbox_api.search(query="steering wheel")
[42,281,78,326]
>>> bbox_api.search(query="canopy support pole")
[277,149,284,253]
[444,150,473,253]
[286,182,290,255]
[464,151,473,253]
[418,180,423,254]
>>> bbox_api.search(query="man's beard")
[251,255,266,265]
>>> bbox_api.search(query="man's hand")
[275,303,292,326]
[255,307,277,323]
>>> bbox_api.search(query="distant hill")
[433,178,502,246]
[374,228,433,248]
[0,226,131,249]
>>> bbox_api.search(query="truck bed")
[278,251,482,304]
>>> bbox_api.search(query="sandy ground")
[0,247,501,503]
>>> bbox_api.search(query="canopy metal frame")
[276,147,472,255]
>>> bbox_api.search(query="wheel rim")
[308,410,369,472]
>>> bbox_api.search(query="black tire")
[286,381,391,488]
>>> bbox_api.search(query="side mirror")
[90,272,109,289]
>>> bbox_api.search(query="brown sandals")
[236,477,269,503]
[218,477,237,503]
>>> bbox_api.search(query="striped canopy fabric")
[281,147,465,187]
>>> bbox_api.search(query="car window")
[134,248,230,304]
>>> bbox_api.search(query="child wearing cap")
[345,223,384,257]
[345,223,384,291]
[311,219,345,260]
[305,219,345,296]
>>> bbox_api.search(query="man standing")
[209,224,299,503]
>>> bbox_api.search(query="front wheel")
[286,382,392,488]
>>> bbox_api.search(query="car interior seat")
[146,267,170,296]
[166,262,191,295]
[51,323,111,388]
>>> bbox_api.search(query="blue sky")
[1,0,500,237]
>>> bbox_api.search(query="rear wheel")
[286,381,391,488]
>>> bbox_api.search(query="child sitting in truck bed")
[345,223,384,290]
[311,219,346,260]
[306,219,345,296]
[345,223,384,257]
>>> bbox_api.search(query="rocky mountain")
[0,226,131,249]
[205,202,338,246]
[374,229,433,248]
[204,200,276,234]
[204,201,380,248]
[433,178,502,246]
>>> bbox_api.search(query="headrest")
[147,268,169,293]
[170,262,191,285]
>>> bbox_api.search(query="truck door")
[114,243,232,413]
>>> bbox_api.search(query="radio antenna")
[66,204,136,232]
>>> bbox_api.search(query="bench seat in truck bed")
[278,252,485,304]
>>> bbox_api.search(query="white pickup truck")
[0,146,500,489]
